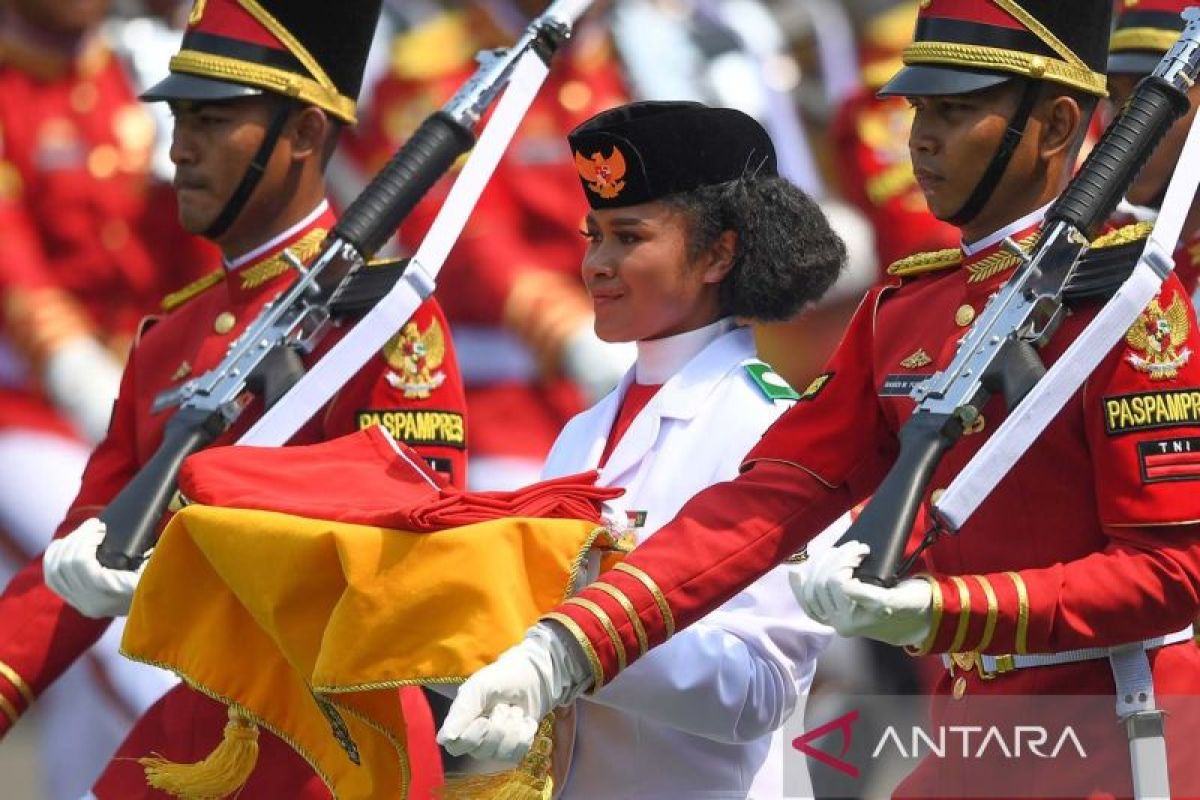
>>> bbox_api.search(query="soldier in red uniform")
[344,5,633,490]
[0,1,218,796]
[440,2,1200,796]
[0,0,465,797]
[1108,0,1200,295]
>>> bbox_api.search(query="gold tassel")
[439,716,555,800]
[139,705,260,799]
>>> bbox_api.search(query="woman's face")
[581,201,732,343]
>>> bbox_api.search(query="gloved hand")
[561,322,636,403]
[437,622,591,762]
[43,337,124,444]
[788,540,933,648]
[44,518,145,618]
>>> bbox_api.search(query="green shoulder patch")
[744,362,800,401]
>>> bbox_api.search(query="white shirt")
[543,319,845,799]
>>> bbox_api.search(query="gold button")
[955,304,976,327]
[87,144,119,179]
[70,82,98,113]
[1029,56,1047,78]
[952,675,967,700]
[930,488,946,505]
[214,311,236,334]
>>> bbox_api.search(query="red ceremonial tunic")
[546,220,1200,796]
[0,31,216,437]
[0,204,464,798]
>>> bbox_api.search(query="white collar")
[961,201,1052,256]
[222,200,330,272]
[634,317,737,385]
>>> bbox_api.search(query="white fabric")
[42,337,123,444]
[43,518,143,618]
[439,625,590,761]
[540,323,844,800]
[789,541,932,648]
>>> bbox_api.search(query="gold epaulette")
[886,248,963,278]
[161,270,224,312]
[390,12,476,81]
[1091,221,1154,249]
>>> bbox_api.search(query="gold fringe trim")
[169,50,356,123]
[1111,27,1180,55]
[139,705,260,799]
[238,228,327,289]
[439,716,555,800]
[162,270,224,312]
[1091,221,1153,249]
[887,248,962,278]
[902,41,1107,96]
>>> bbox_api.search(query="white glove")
[437,622,591,762]
[561,323,636,403]
[43,337,124,444]
[788,540,933,648]
[43,518,145,618]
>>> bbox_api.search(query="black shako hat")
[877,0,1111,98]
[140,0,381,123]
[1109,0,1189,76]
[568,101,778,210]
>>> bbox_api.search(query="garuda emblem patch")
[574,147,626,199]
[383,317,446,399]
[1125,290,1192,381]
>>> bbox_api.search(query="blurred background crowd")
[0,0,968,796]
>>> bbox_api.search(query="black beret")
[568,101,777,209]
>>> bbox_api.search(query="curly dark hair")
[661,176,846,321]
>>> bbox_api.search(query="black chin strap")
[947,81,1040,227]
[203,96,294,240]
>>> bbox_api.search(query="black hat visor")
[1107,51,1164,77]
[877,64,1014,98]
[140,72,263,104]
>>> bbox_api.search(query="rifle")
[96,0,592,570]
[846,9,1200,586]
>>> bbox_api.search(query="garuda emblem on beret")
[1126,290,1192,381]
[574,147,626,199]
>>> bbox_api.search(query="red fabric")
[599,382,660,467]
[179,425,621,530]
[187,0,283,50]
[918,0,1027,29]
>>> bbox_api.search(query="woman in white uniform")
[445,101,847,798]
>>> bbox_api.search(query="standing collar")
[961,201,1052,257]
[634,317,736,385]
[223,200,332,273]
